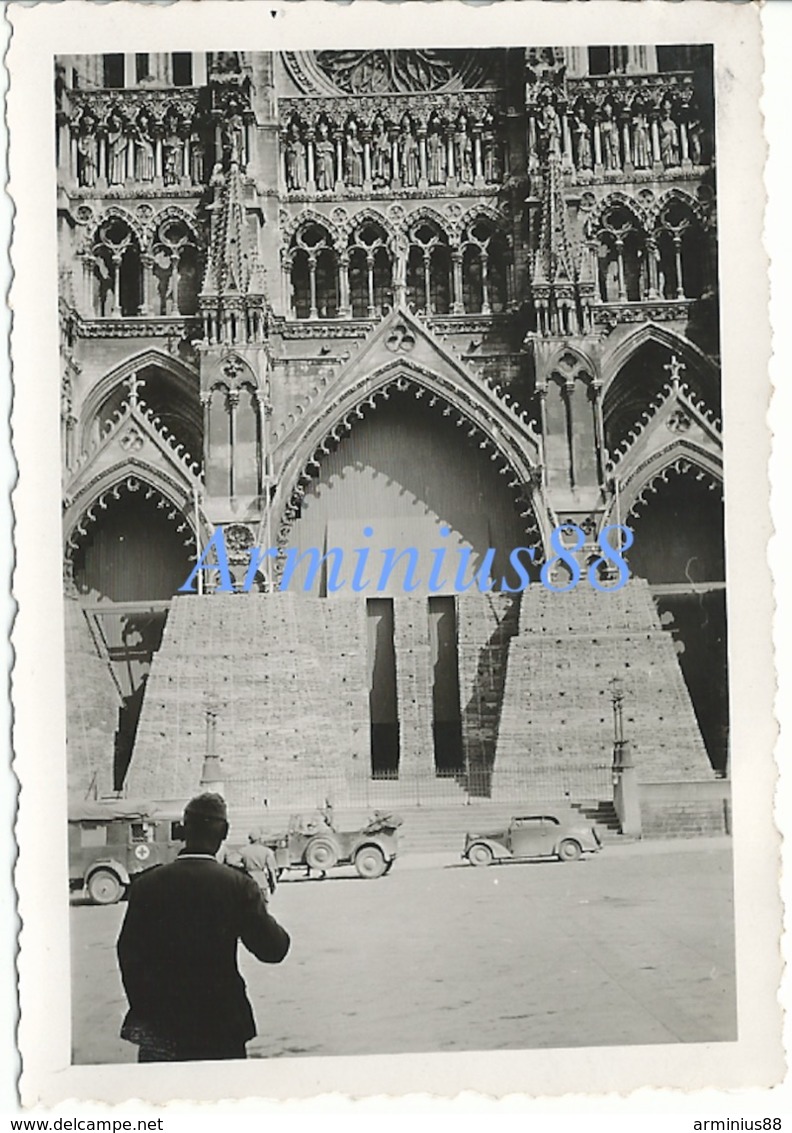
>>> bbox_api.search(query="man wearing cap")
[236,830,279,901]
[117,792,290,1062]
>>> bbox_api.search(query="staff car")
[462,812,602,867]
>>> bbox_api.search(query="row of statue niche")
[72,108,206,189]
[535,101,704,172]
[284,114,502,192]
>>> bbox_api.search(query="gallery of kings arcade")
[57,47,728,835]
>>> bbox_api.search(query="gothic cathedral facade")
[57,48,726,815]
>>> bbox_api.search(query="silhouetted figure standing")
[117,793,290,1062]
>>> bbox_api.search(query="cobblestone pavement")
[70,840,735,1064]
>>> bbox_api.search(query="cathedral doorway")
[70,481,196,789]
[287,383,532,781]
[625,463,728,775]
[287,386,531,595]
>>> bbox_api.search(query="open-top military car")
[462,812,601,867]
[68,799,184,904]
[262,810,402,879]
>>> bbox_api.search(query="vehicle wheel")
[305,837,338,872]
[558,839,582,862]
[467,843,494,868]
[87,869,124,905]
[355,846,387,879]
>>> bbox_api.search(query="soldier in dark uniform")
[117,793,290,1062]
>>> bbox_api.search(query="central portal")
[288,387,529,596]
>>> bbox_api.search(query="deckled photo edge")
[7,0,780,1107]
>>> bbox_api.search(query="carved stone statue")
[687,114,703,165]
[344,122,364,187]
[538,103,562,161]
[76,112,98,188]
[600,104,620,171]
[482,119,500,183]
[224,112,245,167]
[371,117,391,187]
[660,109,680,168]
[632,112,651,170]
[453,119,473,183]
[106,113,128,186]
[574,118,592,170]
[163,129,184,186]
[189,128,205,185]
[399,122,419,187]
[134,112,155,183]
[285,122,306,190]
[427,126,446,185]
[314,121,335,191]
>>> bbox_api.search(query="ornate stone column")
[305,127,316,192]
[418,126,428,190]
[335,129,344,191]
[615,238,626,302]
[646,235,660,299]
[473,125,484,186]
[423,251,432,313]
[480,252,491,315]
[281,252,293,318]
[139,252,154,316]
[591,378,606,483]
[307,253,319,319]
[111,253,122,317]
[451,248,464,314]
[561,113,574,172]
[673,234,685,299]
[97,137,108,189]
[366,252,376,317]
[621,115,632,169]
[227,388,239,500]
[362,128,372,190]
[338,250,351,317]
[650,114,662,167]
[564,378,576,488]
[593,115,603,169]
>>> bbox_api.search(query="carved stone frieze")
[74,316,203,339]
[593,301,693,334]
[285,183,503,205]
[427,314,512,336]
[276,319,375,340]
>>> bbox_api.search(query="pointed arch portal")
[286,384,536,597]
[68,478,198,791]
[626,461,727,775]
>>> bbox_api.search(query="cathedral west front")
[57,46,728,831]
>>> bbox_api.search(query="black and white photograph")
[8,0,779,1108]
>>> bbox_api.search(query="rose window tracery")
[288,49,497,96]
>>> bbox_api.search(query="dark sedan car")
[462,813,602,867]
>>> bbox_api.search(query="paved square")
[70,840,735,1063]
